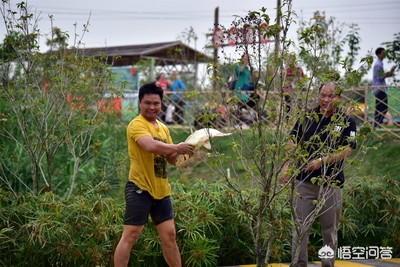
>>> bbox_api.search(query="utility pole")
[212,6,219,90]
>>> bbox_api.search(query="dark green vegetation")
[347,132,400,179]
[1,126,399,266]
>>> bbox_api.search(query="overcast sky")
[1,0,399,71]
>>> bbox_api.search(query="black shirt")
[290,108,357,186]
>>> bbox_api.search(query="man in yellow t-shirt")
[114,83,194,267]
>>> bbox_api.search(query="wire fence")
[342,85,400,126]
[158,85,398,127]
[109,85,400,138]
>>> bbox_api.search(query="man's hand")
[279,162,291,184]
[166,152,178,165]
[305,158,323,172]
[280,173,290,184]
[175,142,194,155]
[390,65,396,76]
[167,143,194,166]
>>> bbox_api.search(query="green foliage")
[382,32,400,83]
[1,172,398,266]
[347,133,400,179]
[0,182,122,266]
[341,175,400,256]
[343,23,361,69]
[0,48,119,194]
[135,58,155,84]
[0,127,399,265]
[382,32,400,67]
[46,27,69,50]
[298,11,345,76]
[0,180,252,266]
[0,1,124,196]
[298,11,371,89]
[0,31,37,62]
[216,5,299,266]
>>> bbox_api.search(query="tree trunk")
[256,245,266,267]
[291,238,302,267]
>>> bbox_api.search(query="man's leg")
[374,90,388,127]
[385,111,394,126]
[114,182,151,267]
[114,225,144,267]
[151,195,180,267]
[156,219,181,267]
[292,182,319,267]
[176,99,185,124]
[319,187,342,267]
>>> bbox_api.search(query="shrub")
[0,176,398,266]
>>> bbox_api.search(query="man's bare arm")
[136,136,193,157]
[305,146,353,172]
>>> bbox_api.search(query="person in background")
[283,53,304,116]
[114,83,194,267]
[282,82,357,267]
[155,73,171,91]
[372,47,396,127]
[170,71,187,124]
[155,73,171,122]
[234,54,254,92]
[231,54,255,112]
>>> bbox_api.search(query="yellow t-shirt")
[127,115,173,199]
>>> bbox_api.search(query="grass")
[347,132,400,179]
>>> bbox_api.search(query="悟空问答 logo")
[318,245,334,259]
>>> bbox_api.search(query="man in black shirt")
[286,82,357,267]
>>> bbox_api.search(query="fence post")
[364,85,368,123]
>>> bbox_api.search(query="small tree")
[0,0,118,196]
[382,32,400,83]
[343,23,361,69]
[207,3,372,266]
[210,2,297,266]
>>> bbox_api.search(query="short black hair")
[138,82,163,102]
[375,47,385,56]
[318,82,342,96]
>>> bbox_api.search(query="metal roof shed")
[77,41,210,65]
[77,41,212,75]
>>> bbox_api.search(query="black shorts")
[124,181,174,226]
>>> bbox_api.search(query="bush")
[0,180,253,266]
[340,175,400,256]
[0,175,398,266]
[0,182,122,266]
[307,174,400,261]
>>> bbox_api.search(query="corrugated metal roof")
[76,41,211,66]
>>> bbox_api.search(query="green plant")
[0,0,122,196]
